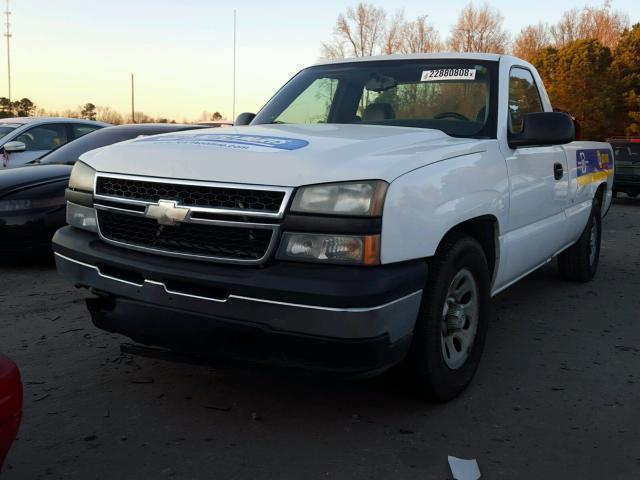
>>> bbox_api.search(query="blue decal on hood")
[136,133,309,151]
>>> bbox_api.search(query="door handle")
[554,163,564,180]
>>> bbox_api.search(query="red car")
[0,355,22,469]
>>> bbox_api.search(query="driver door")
[501,67,570,282]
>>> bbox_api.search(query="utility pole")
[232,9,236,121]
[131,73,135,123]
[4,0,11,102]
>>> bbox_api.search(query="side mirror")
[508,112,575,149]
[3,141,26,153]
[234,112,256,126]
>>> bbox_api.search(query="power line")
[4,0,11,102]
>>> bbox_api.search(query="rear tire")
[404,235,492,402]
[558,200,601,282]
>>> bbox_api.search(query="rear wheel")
[404,235,491,401]
[558,200,601,282]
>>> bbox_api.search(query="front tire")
[404,235,492,402]
[557,200,602,282]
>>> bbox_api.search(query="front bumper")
[53,227,427,373]
[0,207,65,254]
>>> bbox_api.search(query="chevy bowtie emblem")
[145,200,190,226]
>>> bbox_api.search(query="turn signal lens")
[277,233,380,265]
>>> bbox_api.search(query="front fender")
[380,147,509,264]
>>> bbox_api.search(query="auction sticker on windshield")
[135,134,309,152]
[421,68,477,82]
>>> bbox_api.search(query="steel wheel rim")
[588,222,598,266]
[440,268,479,370]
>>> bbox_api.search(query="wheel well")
[439,216,499,279]
[594,183,606,206]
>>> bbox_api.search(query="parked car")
[608,137,640,198]
[0,355,22,471]
[0,117,109,169]
[0,123,207,256]
[54,53,613,401]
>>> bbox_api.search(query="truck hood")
[80,124,486,186]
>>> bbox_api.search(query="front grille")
[96,177,285,213]
[97,210,273,261]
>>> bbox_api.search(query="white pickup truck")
[54,53,613,400]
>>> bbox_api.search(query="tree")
[321,2,387,59]
[80,103,97,120]
[212,111,223,121]
[13,98,36,116]
[532,39,620,140]
[513,23,551,61]
[550,9,581,48]
[448,3,509,54]
[61,108,81,118]
[381,10,405,55]
[400,15,442,53]
[611,23,640,135]
[0,97,12,118]
[96,106,123,125]
[551,2,629,49]
[131,111,152,123]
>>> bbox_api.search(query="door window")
[14,124,68,151]
[72,124,101,139]
[508,68,543,134]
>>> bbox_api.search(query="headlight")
[0,197,65,212]
[277,232,380,265]
[66,202,98,232]
[68,161,96,192]
[291,181,388,216]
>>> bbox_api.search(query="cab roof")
[314,52,516,67]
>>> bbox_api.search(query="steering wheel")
[434,112,470,122]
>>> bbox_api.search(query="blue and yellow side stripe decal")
[576,149,613,186]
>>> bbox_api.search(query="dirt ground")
[1,198,639,480]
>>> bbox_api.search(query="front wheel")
[557,200,602,282]
[404,235,492,401]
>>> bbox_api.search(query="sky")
[5,0,640,122]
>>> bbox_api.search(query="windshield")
[0,125,20,138]
[254,59,497,138]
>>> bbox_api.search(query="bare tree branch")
[401,15,442,53]
[320,2,387,59]
[513,22,551,61]
[448,3,509,54]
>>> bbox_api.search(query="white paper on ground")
[447,455,481,480]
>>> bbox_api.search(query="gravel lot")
[1,198,639,480]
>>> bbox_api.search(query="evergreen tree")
[611,23,640,136]
[533,39,620,140]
